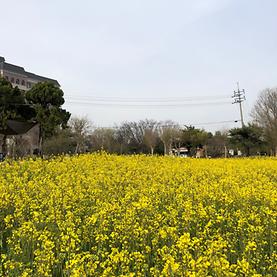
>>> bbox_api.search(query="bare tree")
[143,129,157,155]
[69,116,92,153]
[90,128,117,152]
[115,119,159,154]
[251,88,277,155]
[124,121,145,146]
[142,120,159,155]
[114,124,130,154]
[159,121,179,155]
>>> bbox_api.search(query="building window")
[5,76,9,81]
[16,79,20,84]
[11,77,14,83]
[21,80,25,86]
[27,82,31,88]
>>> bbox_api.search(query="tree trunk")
[75,143,79,154]
[11,136,16,159]
[163,143,167,156]
[1,135,7,156]
[169,142,173,155]
[246,146,250,157]
[204,145,208,158]
[150,147,154,155]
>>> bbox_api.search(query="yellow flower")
[0,154,275,276]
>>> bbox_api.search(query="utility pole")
[232,82,246,127]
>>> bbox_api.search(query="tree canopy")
[181,125,211,154]
[229,124,266,156]
[0,77,35,130]
[25,82,71,141]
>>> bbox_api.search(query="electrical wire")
[64,100,232,108]
[90,120,240,129]
[65,94,231,103]
[189,120,240,126]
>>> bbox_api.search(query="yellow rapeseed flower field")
[0,154,276,276]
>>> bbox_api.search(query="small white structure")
[171,147,189,157]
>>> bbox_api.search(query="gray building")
[0,56,59,91]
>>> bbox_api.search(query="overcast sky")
[1,0,276,131]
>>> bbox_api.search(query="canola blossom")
[0,154,276,276]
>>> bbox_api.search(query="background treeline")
[43,116,275,157]
[43,86,277,157]
[1,76,277,157]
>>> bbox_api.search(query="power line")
[65,100,232,108]
[3,99,232,108]
[190,120,240,126]
[90,120,240,129]
[64,92,232,108]
[65,94,231,102]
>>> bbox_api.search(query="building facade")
[0,56,59,91]
[0,56,60,157]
